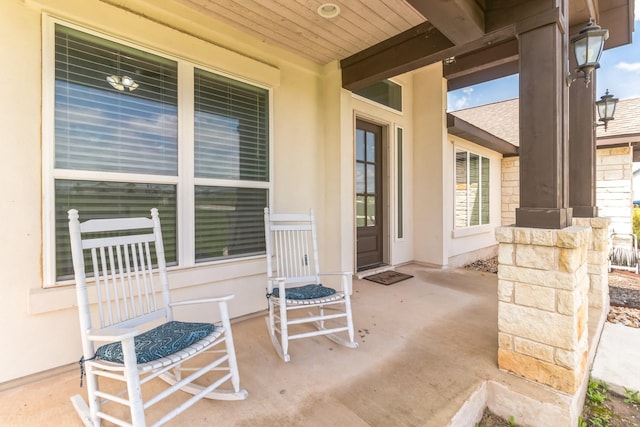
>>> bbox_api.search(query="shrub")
[633,207,640,242]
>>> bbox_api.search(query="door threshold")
[356,264,394,280]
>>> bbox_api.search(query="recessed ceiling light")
[317,3,340,19]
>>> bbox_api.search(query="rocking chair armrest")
[169,294,236,307]
[318,272,352,291]
[87,327,138,343]
[266,276,286,290]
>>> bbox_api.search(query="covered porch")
[0,264,604,426]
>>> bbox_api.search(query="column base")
[516,207,573,229]
[572,205,598,218]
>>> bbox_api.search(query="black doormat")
[364,271,413,285]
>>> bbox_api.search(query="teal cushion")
[272,284,336,300]
[95,321,215,364]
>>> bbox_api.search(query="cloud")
[636,2,640,21]
[454,97,469,110]
[462,87,474,95]
[616,61,640,72]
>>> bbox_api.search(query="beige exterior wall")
[0,0,448,382]
[500,148,632,233]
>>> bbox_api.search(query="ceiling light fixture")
[317,3,340,19]
[106,75,139,92]
[443,56,456,65]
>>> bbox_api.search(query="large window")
[47,22,270,284]
[455,149,490,228]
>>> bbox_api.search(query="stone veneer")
[501,157,519,226]
[596,146,633,234]
[495,225,591,393]
[501,147,632,233]
[573,217,611,310]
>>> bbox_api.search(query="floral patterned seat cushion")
[95,321,215,364]
[272,284,336,300]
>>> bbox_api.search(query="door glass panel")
[367,196,376,226]
[356,163,365,193]
[366,132,375,161]
[356,130,365,161]
[356,195,366,227]
[366,164,375,193]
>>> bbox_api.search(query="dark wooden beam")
[406,0,485,45]
[340,22,453,91]
[485,0,554,33]
[598,1,634,50]
[443,39,518,79]
[447,61,519,91]
[341,24,515,91]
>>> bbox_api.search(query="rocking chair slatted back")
[69,210,170,333]
[263,208,358,362]
[268,217,320,284]
[68,208,247,426]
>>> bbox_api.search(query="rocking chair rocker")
[263,208,358,362]
[68,208,247,427]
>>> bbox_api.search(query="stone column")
[573,217,611,309]
[496,225,591,393]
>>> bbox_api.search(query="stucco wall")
[0,0,448,383]
[499,147,633,233]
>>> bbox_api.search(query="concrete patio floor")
[0,264,603,426]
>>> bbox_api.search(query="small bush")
[632,207,640,242]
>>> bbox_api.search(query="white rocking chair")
[68,208,247,427]
[263,208,358,362]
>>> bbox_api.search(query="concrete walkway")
[591,321,640,395]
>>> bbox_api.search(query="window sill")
[30,256,267,315]
[452,224,493,239]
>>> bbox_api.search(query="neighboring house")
[449,97,640,235]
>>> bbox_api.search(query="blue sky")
[447,5,640,111]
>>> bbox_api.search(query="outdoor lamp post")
[595,89,618,131]
[567,19,609,86]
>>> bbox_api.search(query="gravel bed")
[464,257,640,328]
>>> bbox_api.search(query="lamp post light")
[567,19,609,86]
[595,89,618,131]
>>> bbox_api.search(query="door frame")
[354,115,391,272]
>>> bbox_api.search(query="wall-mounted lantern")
[567,20,609,86]
[595,89,618,131]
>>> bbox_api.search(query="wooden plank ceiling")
[174,0,425,64]
[168,0,633,90]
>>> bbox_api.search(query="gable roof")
[448,97,640,155]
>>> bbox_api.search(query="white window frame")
[453,146,491,233]
[42,17,273,287]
